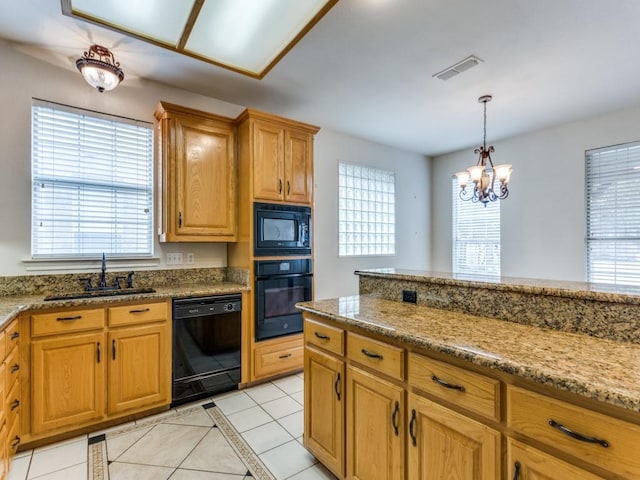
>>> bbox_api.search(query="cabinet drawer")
[5,319,19,355]
[254,337,303,379]
[408,353,500,421]
[108,301,168,327]
[346,332,404,381]
[5,380,19,433]
[304,319,344,355]
[4,347,19,395]
[507,385,640,479]
[31,309,105,337]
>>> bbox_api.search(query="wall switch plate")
[402,290,417,303]
[167,253,183,265]
[186,253,194,264]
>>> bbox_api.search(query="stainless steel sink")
[44,288,156,301]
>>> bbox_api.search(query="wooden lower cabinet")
[407,392,500,480]
[31,331,106,434]
[107,323,170,414]
[253,335,303,380]
[304,346,345,478]
[346,366,404,480]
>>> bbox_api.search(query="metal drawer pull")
[431,374,465,392]
[512,461,521,480]
[391,401,400,436]
[314,332,330,340]
[129,308,150,314]
[57,315,82,321]
[9,332,19,340]
[10,364,19,374]
[10,436,20,449]
[279,353,292,359]
[279,179,283,194]
[361,348,383,360]
[112,340,117,360]
[97,342,101,363]
[10,399,19,411]
[548,419,609,448]
[334,372,341,400]
[409,409,417,446]
[287,180,291,195]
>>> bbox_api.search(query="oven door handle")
[255,273,313,280]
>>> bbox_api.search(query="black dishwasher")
[172,294,242,406]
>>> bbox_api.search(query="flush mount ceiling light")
[61,0,339,79]
[75,44,124,92]
[454,95,513,205]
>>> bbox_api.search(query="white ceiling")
[2,0,640,156]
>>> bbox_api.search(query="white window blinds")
[31,100,154,258]
[586,141,640,285]
[452,179,500,276]
[338,162,396,256]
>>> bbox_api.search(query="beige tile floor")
[8,373,337,480]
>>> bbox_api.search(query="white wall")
[314,129,431,299]
[431,105,640,281]
[0,41,432,294]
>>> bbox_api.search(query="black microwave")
[254,202,311,256]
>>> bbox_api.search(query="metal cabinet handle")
[279,353,292,359]
[57,315,82,321]
[129,308,150,314]
[178,211,183,228]
[10,436,20,449]
[279,179,283,194]
[391,401,400,436]
[97,342,101,363]
[512,461,521,480]
[334,372,341,400]
[314,332,330,340]
[361,348,383,360]
[10,332,19,340]
[409,409,417,446]
[548,419,609,447]
[10,364,19,374]
[287,180,291,195]
[431,374,465,392]
[10,399,19,411]
[112,339,117,360]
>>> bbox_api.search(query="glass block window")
[31,99,154,258]
[452,178,500,276]
[338,162,396,256]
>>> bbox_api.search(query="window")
[452,179,500,276]
[586,141,640,286]
[338,162,395,256]
[31,100,153,258]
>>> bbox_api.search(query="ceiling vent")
[433,55,483,81]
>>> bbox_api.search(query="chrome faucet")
[99,252,107,288]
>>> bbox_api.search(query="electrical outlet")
[186,253,195,264]
[402,290,417,303]
[166,253,183,265]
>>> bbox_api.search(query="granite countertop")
[355,268,640,305]
[296,294,640,414]
[0,281,248,328]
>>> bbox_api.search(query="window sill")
[22,257,161,272]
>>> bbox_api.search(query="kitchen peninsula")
[297,269,640,480]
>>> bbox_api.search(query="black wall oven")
[254,202,311,256]
[172,294,242,406]
[255,259,312,341]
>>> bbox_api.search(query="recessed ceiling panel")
[65,0,195,46]
[185,0,332,75]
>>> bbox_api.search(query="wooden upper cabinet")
[236,108,319,206]
[155,102,237,242]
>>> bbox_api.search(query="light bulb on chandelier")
[454,95,512,205]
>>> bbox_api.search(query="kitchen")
[1,1,640,479]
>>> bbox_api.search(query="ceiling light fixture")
[454,95,512,205]
[76,44,124,92]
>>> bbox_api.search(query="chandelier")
[76,45,124,93]
[455,95,512,204]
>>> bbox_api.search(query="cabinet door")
[346,366,404,480]
[31,332,106,433]
[253,121,285,201]
[284,130,313,204]
[407,392,499,480]
[108,323,171,415]
[507,438,604,480]
[304,346,345,478]
[174,116,236,238]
